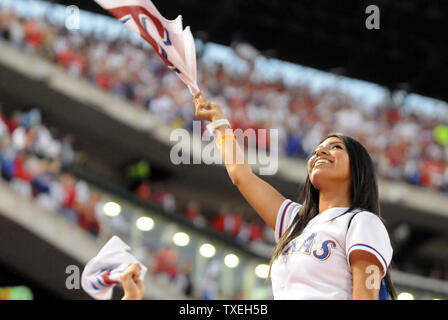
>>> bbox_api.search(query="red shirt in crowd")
[61,174,77,208]
[212,211,244,236]
[95,72,111,90]
[385,144,406,167]
[228,213,244,237]
[184,206,200,221]
[420,159,445,188]
[5,116,19,134]
[248,222,265,242]
[136,182,152,201]
[78,194,101,235]
[57,48,88,76]
[153,247,178,279]
[12,153,32,181]
[23,21,43,49]
[211,213,225,232]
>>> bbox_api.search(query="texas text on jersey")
[270,199,393,300]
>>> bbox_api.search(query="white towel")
[81,236,147,300]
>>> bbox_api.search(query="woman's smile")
[314,158,332,168]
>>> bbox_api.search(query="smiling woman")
[269,133,396,300]
[118,94,396,300]
[307,137,352,211]
[190,92,396,300]
[120,95,397,301]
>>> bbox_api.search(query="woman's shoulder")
[278,199,302,216]
[350,209,382,220]
[347,209,387,229]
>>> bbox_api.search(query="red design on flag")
[101,270,119,285]
[94,0,199,94]
[108,6,175,70]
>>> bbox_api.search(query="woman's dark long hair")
[269,133,396,299]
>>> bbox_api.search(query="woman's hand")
[121,263,145,300]
[193,91,226,123]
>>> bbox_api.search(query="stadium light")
[103,202,121,216]
[136,217,154,231]
[397,292,414,300]
[224,254,239,268]
[255,264,270,279]
[173,232,190,247]
[199,243,216,258]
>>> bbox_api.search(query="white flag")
[81,236,147,300]
[94,0,200,95]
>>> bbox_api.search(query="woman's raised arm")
[193,93,285,230]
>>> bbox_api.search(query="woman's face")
[307,137,351,190]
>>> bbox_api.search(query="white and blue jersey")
[270,199,393,300]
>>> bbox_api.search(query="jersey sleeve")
[346,212,393,277]
[275,199,302,243]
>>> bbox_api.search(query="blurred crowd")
[0,106,103,236]
[135,180,273,244]
[0,10,447,193]
[136,243,243,299]
[0,9,448,288]
[0,104,273,299]
[0,104,273,242]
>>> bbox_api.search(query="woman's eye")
[333,145,343,149]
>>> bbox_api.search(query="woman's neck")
[318,188,351,214]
